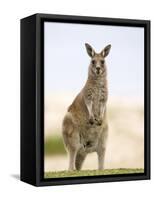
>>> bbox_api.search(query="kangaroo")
[62,43,111,170]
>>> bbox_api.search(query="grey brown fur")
[62,43,111,170]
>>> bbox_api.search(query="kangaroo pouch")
[79,125,103,153]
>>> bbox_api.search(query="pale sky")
[44,22,144,98]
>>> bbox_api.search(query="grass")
[45,135,66,155]
[45,168,144,178]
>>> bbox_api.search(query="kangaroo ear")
[85,43,95,57]
[101,44,111,57]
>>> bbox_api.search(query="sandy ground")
[44,93,144,172]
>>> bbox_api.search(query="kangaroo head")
[85,43,111,77]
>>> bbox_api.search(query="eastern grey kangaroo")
[62,43,111,170]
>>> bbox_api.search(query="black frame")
[20,13,150,186]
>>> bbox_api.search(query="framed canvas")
[20,13,150,186]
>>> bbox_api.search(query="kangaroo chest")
[92,86,105,115]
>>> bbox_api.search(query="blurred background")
[44,22,144,172]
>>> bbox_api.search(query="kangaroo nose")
[96,66,100,71]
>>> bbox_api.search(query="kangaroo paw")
[88,116,95,125]
[95,117,103,126]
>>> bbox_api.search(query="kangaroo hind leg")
[75,147,87,170]
[62,113,80,170]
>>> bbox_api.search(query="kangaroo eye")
[91,60,96,65]
[101,60,105,65]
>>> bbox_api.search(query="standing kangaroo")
[62,43,111,170]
